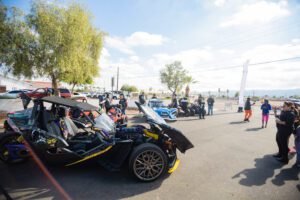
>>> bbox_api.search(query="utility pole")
[116,67,119,91]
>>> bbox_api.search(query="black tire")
[129,143,168,182]
[0,132,28,164]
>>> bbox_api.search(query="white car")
[0,90,24,99]
[72,92,87,98]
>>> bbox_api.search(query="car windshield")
[140,104,166,125]
[149,100,164,108]
[94,112,115,132]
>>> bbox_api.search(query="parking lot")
[0,101,299,200]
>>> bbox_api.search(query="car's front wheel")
[129,143,168,182]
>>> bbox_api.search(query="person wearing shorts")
[261,99,272,128]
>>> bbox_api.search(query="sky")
[3,0,300,93]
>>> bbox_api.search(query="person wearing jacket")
[244,97,255,122]
[139,92,146,105]
[274,102,295,164]
[119,94,128,115]
[261,99,272,128]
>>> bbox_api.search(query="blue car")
[148,99,177,121]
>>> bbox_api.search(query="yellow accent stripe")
[65,146,112,167]
[168,159,180,173]
[143,130,159,140]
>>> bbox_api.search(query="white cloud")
[220,1,290,27]
[220,49,235,55]
[214,0,226,7]
[105,32,169,55]
[97,39,300,92]
[105,36,135,55]
[292,38,300,43]
[152,48,214,71]
[126,32,168,46]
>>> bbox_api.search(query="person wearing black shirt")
[170,94,178,108]
[98,94,104,109]
[244,97,255,122]
[139,92,146,105]
[104,93,111,113]
[274,102,295,164]
[197,95,205,119]
[119,94,128,114]
[207,96,215,115]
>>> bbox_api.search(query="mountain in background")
[200,88,300,98]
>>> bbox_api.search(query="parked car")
[148,99,177,121]
[0,90,24,99]
[27,88,71,98]
[26,88,52,98]
[59,88,71,98]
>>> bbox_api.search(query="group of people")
[138,92,215,118]
[244,98,300,167]
[98,93,128,115]
[274,101,300,167]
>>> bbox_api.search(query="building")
[0,75,54,91]
[0,75,33,91]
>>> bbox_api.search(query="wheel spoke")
[133,149,165,181]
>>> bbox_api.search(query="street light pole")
[116,67,119,91]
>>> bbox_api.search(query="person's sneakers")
[276,157,289,164]
[273,153,281,158]
[261,125,264,128]
[265,125,267,128]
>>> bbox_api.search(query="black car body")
[0,97,193,181]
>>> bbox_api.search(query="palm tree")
[184,76,197,97]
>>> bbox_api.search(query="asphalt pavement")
[0,103,299,200]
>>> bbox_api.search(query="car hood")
[135,102,193,153]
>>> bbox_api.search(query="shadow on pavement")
[271,165,300,186]
[246,127,262,132]
[210,112,238,116]
[232,155,285,186]
[1,160,166,200]
[229,121,246,125]
[177,117,202,122]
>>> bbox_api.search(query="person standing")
[139,92,146,105]
[244,97,254,122]
[274,102,295,164]
[170,94,178,108]
[261,99,272,128]
[207,96,215,116]
[119,94,128,115]
[104,93,112,113]
[197,95,205,119]
[294,112,300,168]
[98,94,105,110]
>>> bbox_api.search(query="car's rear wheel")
[129,143,168,182]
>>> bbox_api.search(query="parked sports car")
[148,99,177,121]
[0,97,193,181]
